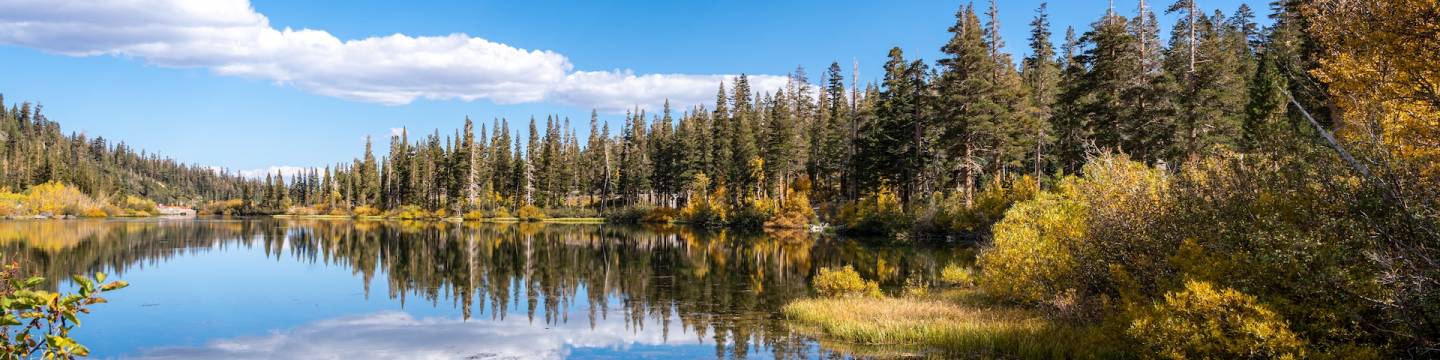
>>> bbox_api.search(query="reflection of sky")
[61,241,788,359]
[130,311,705,360]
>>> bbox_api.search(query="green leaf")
[0,314,21,326]
[23,277,44,287]
[94,272,106,283]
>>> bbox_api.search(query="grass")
[783,289,1127,359]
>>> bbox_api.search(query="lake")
[0,219,966,359]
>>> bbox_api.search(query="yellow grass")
[783,289,1125,359]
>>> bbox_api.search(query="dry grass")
[783,289,1126,359]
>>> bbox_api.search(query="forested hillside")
[0,96,248,208]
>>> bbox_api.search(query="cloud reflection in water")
[133,310,700,359]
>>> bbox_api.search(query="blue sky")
[0,0,1270,176]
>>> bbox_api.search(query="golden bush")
[1129,280,1306,359]
[517,205,546,221]
[813,265,882,298]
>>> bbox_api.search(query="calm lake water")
[0,219,966,359]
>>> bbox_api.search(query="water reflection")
[0,219,967,359]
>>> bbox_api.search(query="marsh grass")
[783,289,1128,359]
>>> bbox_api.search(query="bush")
[389,205,430,220]
[765,186,816,229]
[813,265,881,298]
[489,207,512,219]
[352,205,382,217]
[976,179,1086,305]
[517,205,546,221]
[0,261,128,358]
[939,263,976,288]
[932,176,1039,235]
[117,195,158,215]
[1129,280,1306,359]
[462,210,486,221]
[641,207,680,223]
[25,182,105,216]
[197,199,244,216]
[837,185,911,236]
[80,208,109,218]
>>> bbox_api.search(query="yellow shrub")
[489,207,512,218]
[389,205,429,220]
[977,179,1086,304]
[813,265,882,298]
[80,208,109,218]
[517,205,546,221]
[765,186,815,229]
[1129,280,1306,359]
[352,205,381,217]
[939,263,976,288]
[462,210,486,220]
[0,190,25,217]
[25,182,102,216]
[118,195,157,214]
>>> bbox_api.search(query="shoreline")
[268,214,607,224]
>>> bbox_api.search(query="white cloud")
[132,311,704,359]
[0,0,782,112]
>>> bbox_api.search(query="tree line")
[261,0,1297,224]
[0,97,248,205]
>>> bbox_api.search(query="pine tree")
[1021,2,1061,177]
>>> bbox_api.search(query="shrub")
[976,179,1086,305]
[117,195,158,215]
[462,210,486,221]
[902,275,930,297]
[765,186,816,229]
[837,185,911,236]
[25,182,104,216]
[517,205,546,221]
[813,265,882,298]
[389,205,429,220]
[80,208,109,218]
[1129,280,1306,359]
[932,176,1039,235]
[729,197,775,229]
[641,207,680,223]
[489,207,512,219]
[939,263,976,288]
[352,205,382,217]
[0,191,24,217]
[197,199,244,216]
[0,261,128,358]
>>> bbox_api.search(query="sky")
[0,0,1271,177]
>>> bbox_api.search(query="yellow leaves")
[1128,280,1307,359]
[1305,0,1440,184]
[812,265,882,298]
[976,185,1087,304]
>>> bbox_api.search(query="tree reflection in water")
[0,219,968,359]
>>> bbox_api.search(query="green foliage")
[1129,280,1306,360]
[932,176,1039,235]
[0,261,127,359]
[812,265,881,298]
